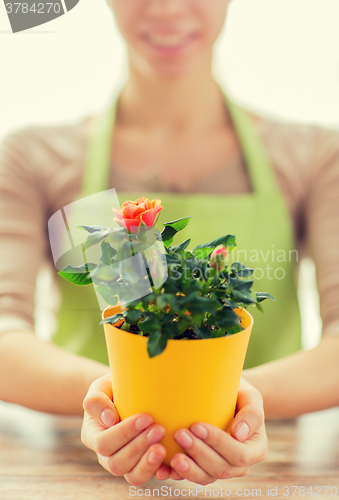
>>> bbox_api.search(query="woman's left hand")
[164,378,267,484]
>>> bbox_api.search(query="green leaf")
[120,252,148,285]
[226,324,243,334]
[172,238,191,254]
[232,280,253,291]
[106,229,129,245]
[193,235,236,254]
[225,298,240,309]
[255,302,264,312]
[140,293,156,308]
[228,275,250,289]
[163,275,180,294]
[215,307,241,330]
[193,325,211,339]
[156,295,170,310]
[138,314,161,335]
[231,262,254,278]
[58,263,96,286]
[156,294,180,312]
[126,308,142,324]
[100,241,117,266]
[160,217,191,248]
[211,328,226,338]
[83,230,110,250]
[232,281,256,305]
[90,265,120,282]
[100,312,126,325]
[159,311,179,336]
[192,247,214,259]
[96,283,119,304]
[256,292,276,303]
[187,277,203,293]
[147,331,167,358]
[116,239,133,261]
[127,299,143,309]
[77,225,110,234]
[178,293,220,315]
[179,265,193,293]
[119,285,138,305]
[163,217,191,233]
[176,315,192,334]
[212,287,228,300]
[166,254,181,266]
[182,253,199,271]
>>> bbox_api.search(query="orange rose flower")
[112,197,164,233]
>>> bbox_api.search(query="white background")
[1,0,339,138]
[1,0,339,346]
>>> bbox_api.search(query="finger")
[81,412,107,450]
[83,373,119,428]
[174,429,250,480]
[104,424,166,476]
[170,453,215,485]
[95,413,154,457]
[169,469,185,481]
[155,465,184,481]
[190,422,267,467]
[124,444,167,486]
[155,464,172,480]
[230,378,265,442]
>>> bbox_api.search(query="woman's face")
[107,0,231,77]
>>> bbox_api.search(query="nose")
[146,0,188,19]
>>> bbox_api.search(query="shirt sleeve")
[304,126,339,336]
[0,118,99,338]
[0,130,49,335]
[256,116,339,338]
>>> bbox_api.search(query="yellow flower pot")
[102,305,253,466]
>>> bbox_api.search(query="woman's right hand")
[81,373,173,485]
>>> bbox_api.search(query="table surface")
[1,402,338,500]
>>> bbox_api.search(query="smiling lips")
[139,31,198,50]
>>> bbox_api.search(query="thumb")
[230,378,265,442]
[83,372,120,428]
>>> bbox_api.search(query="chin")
[149,60,197,79]
[131,46,207,80]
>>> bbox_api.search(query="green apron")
[52,96,302,369]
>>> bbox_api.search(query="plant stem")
[81,244,89,273]
[141,250,156,293]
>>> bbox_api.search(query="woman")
[0,0,338,487]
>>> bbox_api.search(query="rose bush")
[59,197,275,357]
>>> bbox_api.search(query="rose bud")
[210,245,228,271]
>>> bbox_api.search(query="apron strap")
[82,103,117,197]
[82,94,279,197]
[225,97,280,195]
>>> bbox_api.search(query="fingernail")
[234,422,250,441]
[176,459,189,472]
[135,415,153,431]
[156,469,169,480]
[147,426,165,443]
[171,470,183,481]
[175,431,193,449]
[191,424,208,440]
[148,451,163,465]
[101,409,116,428]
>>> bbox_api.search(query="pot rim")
[102,304,253,343]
